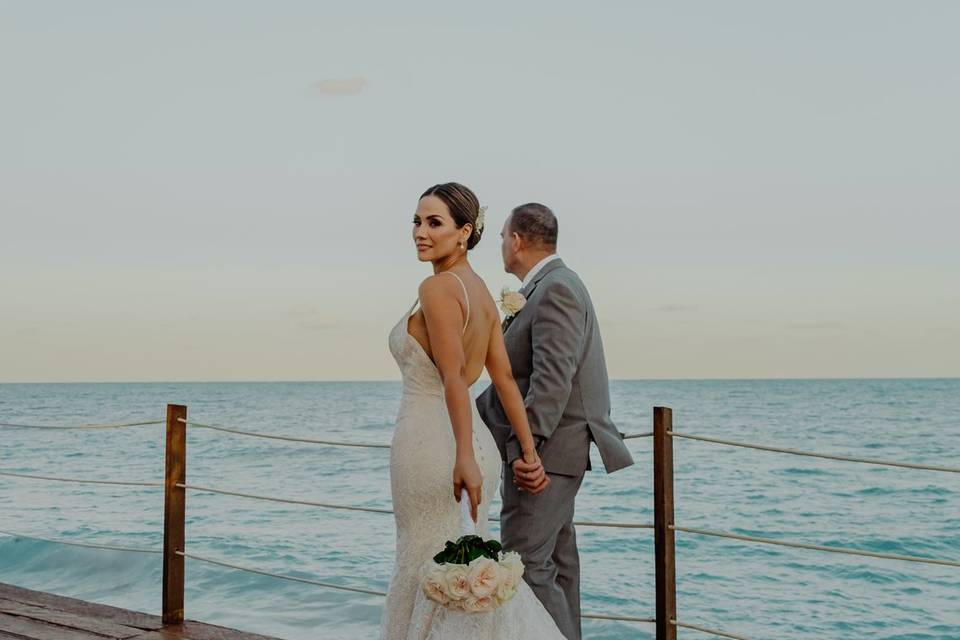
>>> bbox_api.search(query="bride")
[380,182,567,639]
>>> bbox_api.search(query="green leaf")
[484,540,503,556]
[431,535,505,565]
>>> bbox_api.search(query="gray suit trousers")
[501,465,585,640]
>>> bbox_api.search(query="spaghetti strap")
[440,271,470,332]
[406,298,420,317]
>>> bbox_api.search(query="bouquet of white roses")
[421,489,525,613]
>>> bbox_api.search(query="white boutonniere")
[499,286,527,318]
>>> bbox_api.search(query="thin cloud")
[786,322,846,331]
[289,305,339,331]
[288,305,321,317]
[299,320,339,332]
[312,77,367,95]
[653,304,697,313]
[928,326,956,334]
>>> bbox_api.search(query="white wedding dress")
[380,272,566,640]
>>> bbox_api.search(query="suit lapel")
[502,258,565,334]
[520,258,565,299]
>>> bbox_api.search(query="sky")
[1,1,958,382]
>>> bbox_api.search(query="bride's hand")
[453,455,483,523]
[514,449,550,494]
[522,448,541,467]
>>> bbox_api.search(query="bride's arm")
[485,321,549,493]
[484,325,536,454]
[418,276,483,519]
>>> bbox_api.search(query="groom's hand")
[512,458,550,494]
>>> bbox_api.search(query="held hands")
[453,454,483,523]
[512,449,550,495]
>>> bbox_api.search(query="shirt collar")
[520,254,560,291]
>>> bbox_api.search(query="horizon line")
[2,376,958,385]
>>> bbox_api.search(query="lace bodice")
[388,301,444,397]
[388,270,471,397]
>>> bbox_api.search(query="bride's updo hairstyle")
[420,182,484,250]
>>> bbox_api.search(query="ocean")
[1,379,958,639]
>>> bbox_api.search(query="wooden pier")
[0,582,279,640]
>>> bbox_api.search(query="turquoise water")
[1,379,958,639]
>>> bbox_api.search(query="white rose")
[445,597,464,611]
[442,565,471,601]
[499,287,527,317]
[462,595,496,613]
[423,564,449,605]
[495,563,518,604]
[500,551,525,584]
[467,557,501,598]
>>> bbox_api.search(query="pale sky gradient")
[2,1,958,382]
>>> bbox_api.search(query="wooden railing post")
[653,406,677,640]
[163,404,187,625]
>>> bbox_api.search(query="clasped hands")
[454,447,549,520]
[512,448,549,494]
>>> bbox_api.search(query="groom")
[477,203,634,640]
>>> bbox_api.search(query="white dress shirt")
[520,254,561,291]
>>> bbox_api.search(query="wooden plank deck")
[0,583,280,640]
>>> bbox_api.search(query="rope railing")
[562,519,653,530]
[176,549,654,624]
[177,417,960,478]
[178,483,394,515]
[668,430,960,474]
[0,529,161,555]
[0,469,163,488]
[6,404,957,639]
[178,482,654,529]
[179,418,391,449]
[0,526,655,626]
[583,612,656,624]
[176,550,389,597]
[183,418,656,448]
[672,619,752,640]
[671,525,960,568]
[0,419,164,430]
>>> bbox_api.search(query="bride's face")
[413,195,469,262]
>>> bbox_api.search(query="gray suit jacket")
[476,259,634,476]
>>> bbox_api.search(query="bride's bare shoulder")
[417,273,457,298]
[472,283,501,328]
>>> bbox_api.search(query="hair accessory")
[475,206,487,233]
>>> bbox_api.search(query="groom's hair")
[509,203,558,249]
